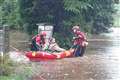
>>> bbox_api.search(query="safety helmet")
[72,26,80,33]
[72,25,80,30]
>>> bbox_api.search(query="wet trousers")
[73,45,86,57]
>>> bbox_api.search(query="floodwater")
[30,28,120,80]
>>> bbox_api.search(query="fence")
[0,25,9,56]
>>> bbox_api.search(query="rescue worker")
[72,25,88,57]
[31,31,46,51]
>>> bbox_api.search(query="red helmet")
[41,32,46,36]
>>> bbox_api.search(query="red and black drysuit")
[72,30,87,57]
[31,34,46,51]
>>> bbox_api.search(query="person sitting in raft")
[48,38,66,52]
[31,31,46,51]
[72,25,88,57]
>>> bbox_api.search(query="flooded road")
[30,28,120,80]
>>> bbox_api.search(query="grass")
[0,55,14,76]
[0,68,33,80]
[0,54,33,80]
[0,55,14,80]
[0,76,13,80]
[0,30,33,80]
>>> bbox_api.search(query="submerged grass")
[0,55,14,76]
[0,54,33,80]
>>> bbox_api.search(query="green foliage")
[63,0,92,14]
[18,0,116,47]
[0,54,32,80]
[0,76,13,80]
[0,55,14,76]
[54,31,73,49]
[0,0,4,5]
[0,0,116,47]
[114,3,120,27]
[0,0,21,29]
[86,0,115,33]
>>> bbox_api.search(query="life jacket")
[32,34,46,46]
[73,30,87,46]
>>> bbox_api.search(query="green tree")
[18,0,116,48]
[0,0,21,29]
[88,0,115,33]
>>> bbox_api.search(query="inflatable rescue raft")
[25,49,74,61]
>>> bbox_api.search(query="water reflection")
[87,27,120,55]
[85,27,120,80]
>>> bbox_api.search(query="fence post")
[3,25,9,53]
[0,26,4,56]
[0,25,9,56]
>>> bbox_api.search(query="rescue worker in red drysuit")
[31,32,46,51]
[72,25,88,57]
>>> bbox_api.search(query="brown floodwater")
[29,28,120,80]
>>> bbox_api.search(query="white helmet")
[72,26,80,30]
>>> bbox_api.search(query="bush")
[0,55,14,76]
